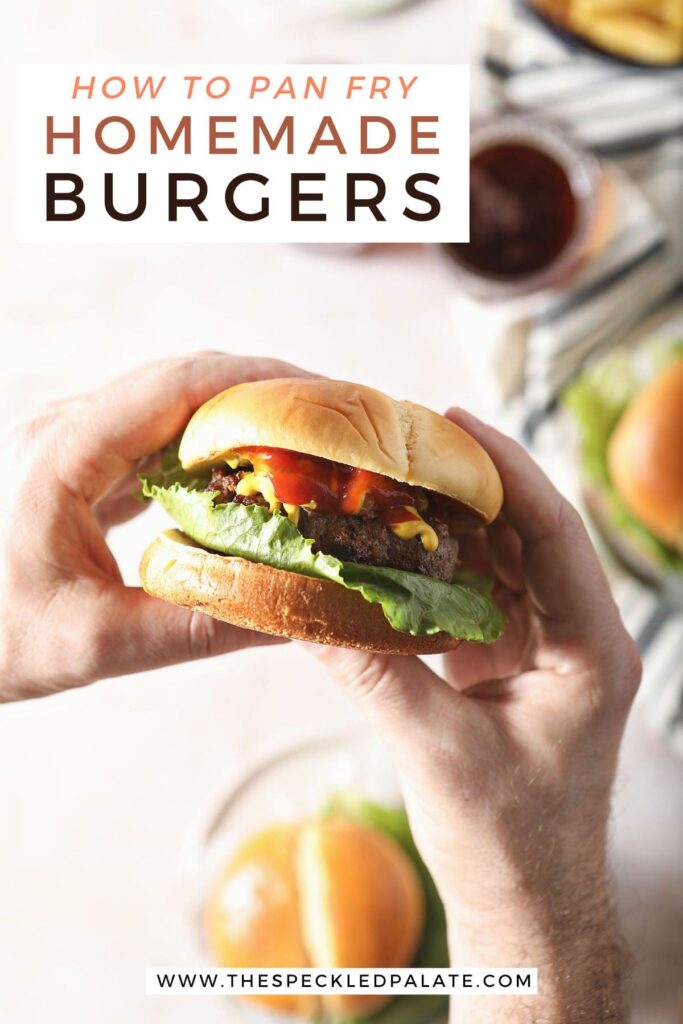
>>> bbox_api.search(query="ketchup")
[450,142,577,279]
[234,447,422,516]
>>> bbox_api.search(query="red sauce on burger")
[234,446,423,516]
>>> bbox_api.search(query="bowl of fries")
[523,0,683,67]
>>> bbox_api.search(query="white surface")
[1,3,683,1024]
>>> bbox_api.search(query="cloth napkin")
[460,0,683,752]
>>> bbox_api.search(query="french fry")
[572,10,683,63]
[573,0,659,13]
[572,0,683,34]
[663,0,683,33]
[533,0,683,63]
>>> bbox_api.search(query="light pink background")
[1,3,682,1024]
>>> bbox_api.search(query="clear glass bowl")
[246,0,421,23]
[179,732,411,1021]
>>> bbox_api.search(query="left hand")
[0,352,309,701]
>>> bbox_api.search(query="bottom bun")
[140,529,460,655]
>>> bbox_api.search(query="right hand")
[309,409,641,1023]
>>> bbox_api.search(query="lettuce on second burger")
[139,378,506,655]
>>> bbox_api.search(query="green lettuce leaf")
[319,793,448,1024]
[140,453,505,643]
[563,341,683,574]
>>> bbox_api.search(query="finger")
[456,530,492,576]
[303,644,506,803]
[54,352,313,503]
[446,408,621,642]
[448,408,581,547]
[78,584,284,683]
[455,519,524,595]
[93,470,149,531]
[94,449,172,531]
[95,491,147,531]
[486,518,525,594]
[304,643,477,752]
[441,590,536,690]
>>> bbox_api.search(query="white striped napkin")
[471,0,683,752]
[448,159,671,415]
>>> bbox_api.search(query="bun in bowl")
[205,817,425,1018]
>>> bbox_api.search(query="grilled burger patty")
[208,467,460,582]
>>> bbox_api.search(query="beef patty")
[208,466,459,582]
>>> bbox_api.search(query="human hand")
[310,410,641,1023]
[0,352,308,702]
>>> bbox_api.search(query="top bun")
[608,357,683,552]
[205,823,319,1018]
[179,377,503,524]
[205,816,424,1019]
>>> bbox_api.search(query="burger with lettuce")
[140,377,506,654]
[565,342,683,589]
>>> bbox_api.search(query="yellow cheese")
[236,473,280,512]
[283,503,300,527]
[235,472,301,526]
[387,507,439,552]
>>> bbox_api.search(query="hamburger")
[204,796,447,1021]
[140,378,505,654]
[565,343,683,581]
[608,357,683,554]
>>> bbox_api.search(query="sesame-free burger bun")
[607,357,683,552]
[205,817,425,1018]
[179,377,503,524]
[204,823,318,1018]
[140,529,460,655]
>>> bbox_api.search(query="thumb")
[80,585,282,683]
[306,643,474,755]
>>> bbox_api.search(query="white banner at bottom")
[145,967,538,996]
